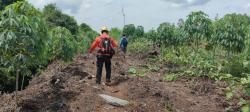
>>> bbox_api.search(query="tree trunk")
[15,69,19,111]
[21,74,25,90]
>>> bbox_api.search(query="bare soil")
[0,54,229,112]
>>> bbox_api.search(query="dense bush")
[79,23,92,33]
[0,1,86,92]
[43,4,79,36]
[183,11,212,49]
[78,30,98,54]
[213,14,250,55]
[134,26,144,38]
[146,29,158,46]
[0,1,49,91]
[157,22,176,46]
[49,27,78,61]
[0,0,24,10]
[123,24,135,38]
[128,38,152,55]
[110,28,122,41]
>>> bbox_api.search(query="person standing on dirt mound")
[119,34,128,58]
[88,26,118,85]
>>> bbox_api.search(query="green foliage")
[43,4,79,35]
[0,1,49,91]
[244,43,250,60]
[128,38,152,54]
[0,1,250,109]
[212,51,250,77]
[77,22,98,53]
[146,29,158,45]
[128,67,137,74]
[128,67,147,77]
[123,24,135,37]
[0,1,84,92]
[213,13,250,54]
[157,22,175,46]
[134,26,144,37]
[127,11,250,111]
[161,46,250,110]
[110,28,122,41]
[123,24,144,41]
[183,11,212,48]
[78,30,98,54]
[0,1,2,9]
[241,105,249,112]
[0,1,49,68]
[226,92,234,100]
[79,23,92,32]
[0,0,24,10]
[148,65,160,72]
[173,27,186,46]
[49,27,77,61]
[164,74,179,82]
[177,18,185,28]
[157,22,185,47]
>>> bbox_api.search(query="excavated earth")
[0,54,230,112]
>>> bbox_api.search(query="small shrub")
[164,74,179,82]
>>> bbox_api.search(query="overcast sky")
[28,0,250,31]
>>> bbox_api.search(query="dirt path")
[0,54,227,112]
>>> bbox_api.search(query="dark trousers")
[120,46,127,54]
[96,56,111,84]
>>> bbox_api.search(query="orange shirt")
[89,34,118,53]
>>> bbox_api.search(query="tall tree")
[79,23,92,32]
[213,13,250,56]
[134,26,144,37]
[123,24,136,37]
[0,0,24,10]
[157,22,175,46]
[0,1,49,95]
[183,11,212,50]
[110,28,122,41]
[146,29,158,46]
[49,27,77,61]
[43,4,79,35]
[177,18,184,28]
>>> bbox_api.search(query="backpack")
[121,37,128,48]
[99,38,115,56]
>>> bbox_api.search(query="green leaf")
[164,74,179,82]
[238,98,247,106]
[241,105,249,112]
[226,92,234,100]
[128,68,137,74]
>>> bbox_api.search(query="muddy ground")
[0,54,229,112]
